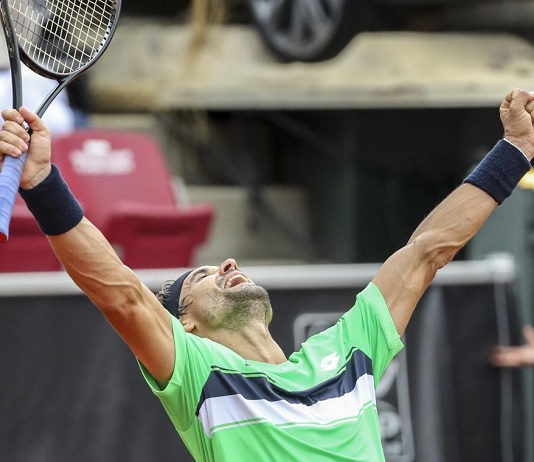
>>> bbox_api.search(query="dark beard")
[216,285,272,331]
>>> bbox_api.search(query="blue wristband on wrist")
[463,139,532,204]
[19,164,84,235]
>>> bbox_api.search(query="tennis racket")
[0,0,121,243]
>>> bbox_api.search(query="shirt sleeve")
[338,282,404,383]
[137,314,214,431]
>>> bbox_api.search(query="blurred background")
[2,0,534,460]
[85,0,534,267]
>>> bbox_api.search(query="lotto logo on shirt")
[320,352,340,371]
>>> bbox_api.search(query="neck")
[210,322,287,364]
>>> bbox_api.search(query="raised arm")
[0,106,175,386]
[372,89,534,335]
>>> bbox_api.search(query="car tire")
[247,0,382,62]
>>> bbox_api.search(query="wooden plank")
[89,19,534,111]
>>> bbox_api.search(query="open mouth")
[222,272,253,289]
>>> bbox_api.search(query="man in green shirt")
[2,88,534,461]
[143,280,401,461]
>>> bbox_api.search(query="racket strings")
[8,0,116,74]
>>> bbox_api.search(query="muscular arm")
[49,218,175,385]
[373,88,534,336]
[48,218,175,386]
[372,182,496,335]
[0,106,175,386]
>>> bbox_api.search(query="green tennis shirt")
[139,282,403,461]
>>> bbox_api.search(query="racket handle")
[0,152,27,243]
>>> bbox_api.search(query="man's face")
[178,258,272,335]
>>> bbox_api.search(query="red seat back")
[51,129,214,269]
[51,129,179,229]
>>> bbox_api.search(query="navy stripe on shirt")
[195,348,372,416]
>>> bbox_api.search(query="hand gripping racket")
[0,0,121,243]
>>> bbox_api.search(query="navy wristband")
[19,164,84,235]
[463,139,532,204]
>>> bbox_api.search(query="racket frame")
[0,0,121,242]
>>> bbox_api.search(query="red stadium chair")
[51,129,214,269]
[0,196,61,272]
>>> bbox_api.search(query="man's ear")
[181,320,195,333]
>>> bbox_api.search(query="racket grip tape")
[0,153,26,243]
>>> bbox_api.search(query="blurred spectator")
[0,38,76,136]
[492,324,534,367]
